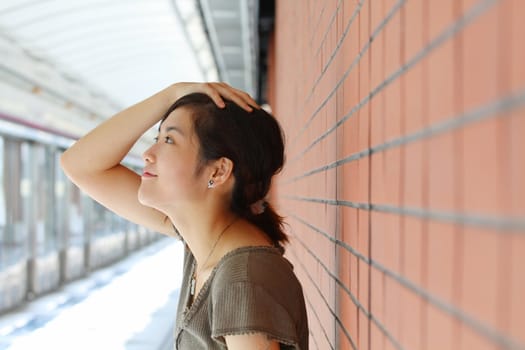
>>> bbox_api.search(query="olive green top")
[174,245,309,349]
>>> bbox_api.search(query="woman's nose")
[142,145,156,163]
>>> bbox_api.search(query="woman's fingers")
[208,82,259,112]
[175,82,259,112]
[232,87,260,110]
[202,83,226,108]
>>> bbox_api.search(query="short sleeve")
[210,281,301,349]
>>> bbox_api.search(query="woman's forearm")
[61,84,179,176]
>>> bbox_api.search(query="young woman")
[60,82,308,350]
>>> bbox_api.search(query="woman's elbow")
[60,148,84,180]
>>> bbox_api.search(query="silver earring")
[207,179,215,188]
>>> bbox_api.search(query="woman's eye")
[153,136,159,143]
[164,136,174,144]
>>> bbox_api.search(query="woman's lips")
[142,171,157,178]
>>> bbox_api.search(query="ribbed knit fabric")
[174,245,309,349]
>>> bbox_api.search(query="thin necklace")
[190,217,238,296]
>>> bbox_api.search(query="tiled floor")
[0,239,183,350]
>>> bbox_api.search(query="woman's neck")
[168,207,238,268]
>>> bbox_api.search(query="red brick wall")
[267,1,525,349]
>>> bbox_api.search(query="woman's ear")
[208,157,234,187]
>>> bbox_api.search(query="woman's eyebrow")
[162,125,185,136]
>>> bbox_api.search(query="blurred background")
[0,0,524,349]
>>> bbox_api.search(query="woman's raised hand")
[61,81,259,238]
[172,82,260,112]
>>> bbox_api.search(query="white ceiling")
[0,0,206,109]
[200,0,258,96]
[0,0,260,159]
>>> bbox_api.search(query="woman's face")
[138,107,208,211]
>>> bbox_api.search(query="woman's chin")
[137,190,153,207]
[138,192,167,213]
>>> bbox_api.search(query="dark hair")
[160,93,288,248]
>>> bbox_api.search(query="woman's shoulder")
[208,245,308,349]
[211,245,301,292]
